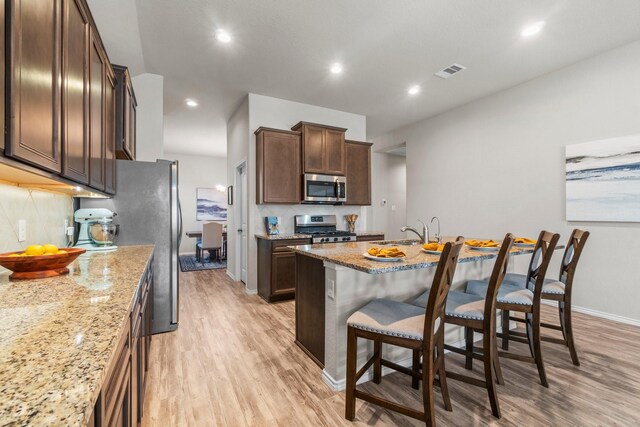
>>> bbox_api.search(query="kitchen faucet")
[401,220,430,244]
[431,217,442,243]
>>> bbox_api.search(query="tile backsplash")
[256,204,368,234]
[0,183,74,257]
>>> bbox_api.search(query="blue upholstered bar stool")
[466,230,560,387]
[411,234,515,419]
[344,237,465,427]
[499,229,589,366]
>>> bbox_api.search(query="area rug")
[179,255,227,272]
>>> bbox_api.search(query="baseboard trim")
[541,300,640,327]
[245,286,257,295]
[322,356,415,392]
[226,270,236,281]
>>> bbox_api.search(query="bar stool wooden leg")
[373,340,382,384]
[437,331,452,411]
[501,310,510,350]
[483,331,501,418]
[465,327,474,370]
[412,349,420,390]
[532,314,549,388]
[563,301,580,366]
[422,350,436,427]
[492,330,504,385]
[345,327,357,420]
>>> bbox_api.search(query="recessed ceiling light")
[330,63,343,74]
[186,99,198,108]
[215,29,232,43]
[408,85,421,96]
[521,21,545,38]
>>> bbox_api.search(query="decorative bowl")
[0,248,86,281]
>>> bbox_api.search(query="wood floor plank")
[142,269,640,426]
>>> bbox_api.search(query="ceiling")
[89,0,640,158]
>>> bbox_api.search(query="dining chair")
[345,237,464,426]
[466,230,560,387]
[197,222,223,262]
[411,234,515,419]
[500,229,589,365]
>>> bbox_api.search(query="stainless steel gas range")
[294,214,357,244]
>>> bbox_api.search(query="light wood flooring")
[142,269,640,426]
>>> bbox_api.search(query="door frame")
[234,160,248,284]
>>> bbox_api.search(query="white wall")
[226,98,250,280]
[226,93,368,293]
[163,152,227,254]
[371,153,407,240]
[131,73,164,162]
[374,40,640,322]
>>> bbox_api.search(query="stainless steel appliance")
[81,159,182,334]
[74,208,119,251]
[303,173,346,204]
[294,214,356,243]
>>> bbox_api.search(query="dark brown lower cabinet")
[257,238,311,302]
[295,253,326,367]
[99,315,131,427]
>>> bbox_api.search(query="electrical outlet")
[18,220,26,242]
[63,219,69,235]
[391,205,397,211]
[66,227,75,236]
[327,279,335,300]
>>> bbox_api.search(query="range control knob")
[333,237,339,242]
[342,237,349,241]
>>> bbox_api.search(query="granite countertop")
[255,231,386,241]
[289,237,537,274]
[0,245,154,426]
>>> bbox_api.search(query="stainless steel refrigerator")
[81,159,181,334]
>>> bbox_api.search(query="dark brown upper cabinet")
[291,122,347,176]
[61,0,90,184]
[255,127,302,204]
[104,66,116,194]
[345,140,372,206]
[6,0,63,173]
[113,65,137,160]
[88,28,105,190]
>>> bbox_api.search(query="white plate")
[513,243,535,248]
[363,253,404,262]
[465,245,500,252]
[421,248,443,255]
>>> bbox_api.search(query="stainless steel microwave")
[303,173,347,204]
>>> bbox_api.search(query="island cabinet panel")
[113,65,137,160]
[61,0,90,184]
[257,238,310,302]
[345,140,372,205]
[292,121,347,176]
[295,253,326,367]
[88,29,105,190]
[6,0,62,173]
[255,127,302,204]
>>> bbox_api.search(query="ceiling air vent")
[434,63,467,79]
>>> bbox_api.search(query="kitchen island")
[0,245,154,426]
[290,239,536,391]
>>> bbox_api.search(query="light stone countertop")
[0,245,154,426]
[289,237,537,274]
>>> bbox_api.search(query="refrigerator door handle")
[178,198,183,247]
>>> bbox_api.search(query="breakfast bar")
[290,238,536,390]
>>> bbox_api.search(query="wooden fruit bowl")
[0,248,86,281]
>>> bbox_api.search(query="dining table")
[185,230,228,260]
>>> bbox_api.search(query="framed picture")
[228,186,234,205]
[196,188,227,221]
[566,133,640,222]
